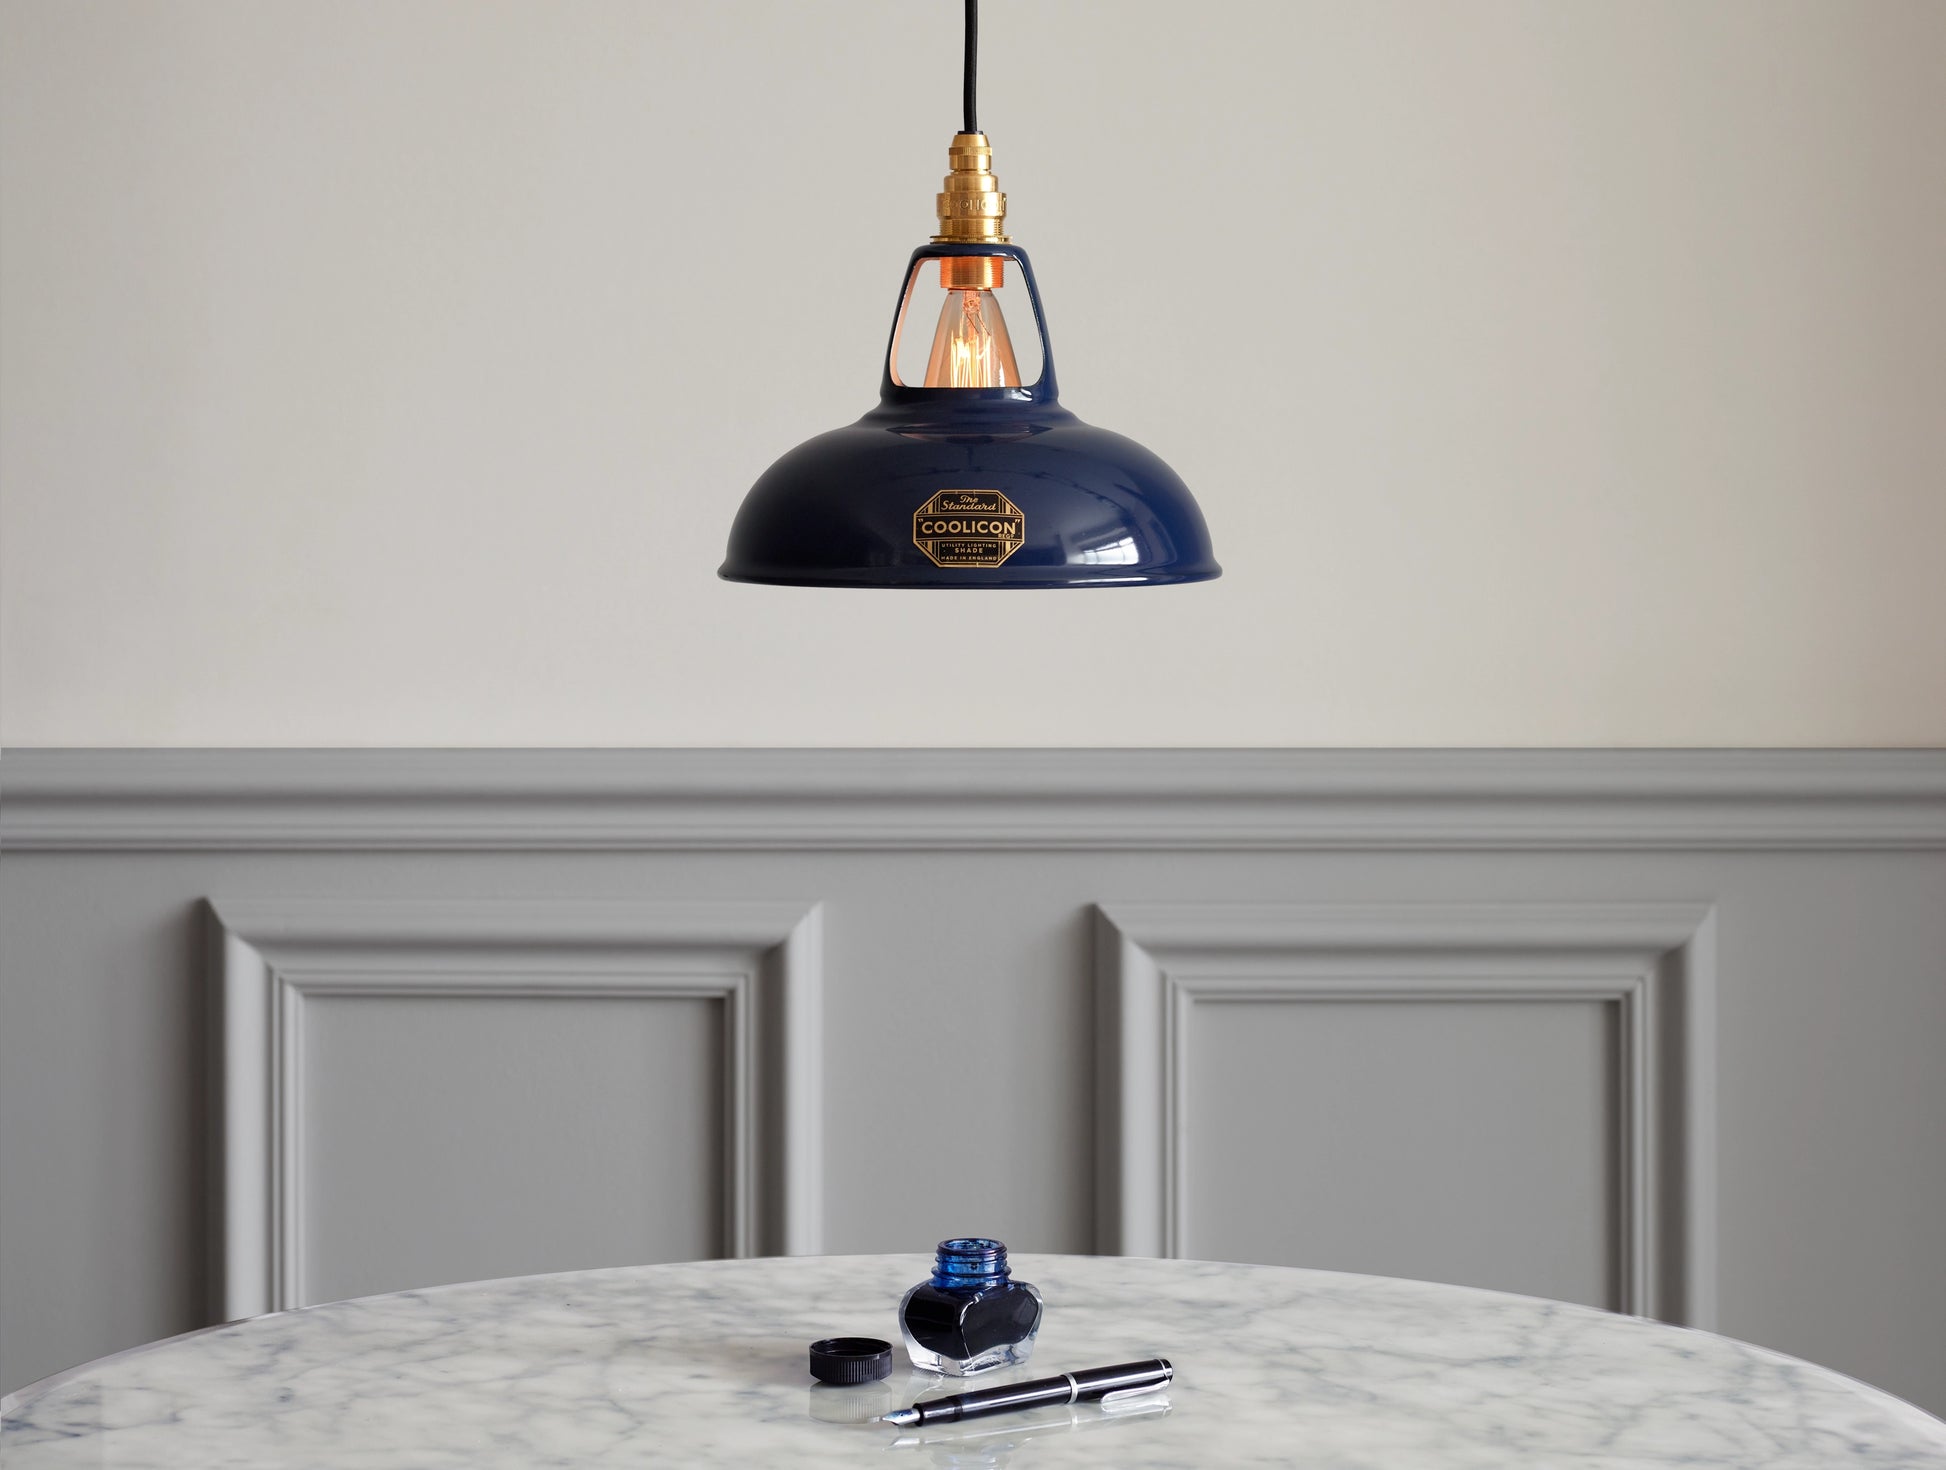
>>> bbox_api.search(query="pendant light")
[719,0,1219,588]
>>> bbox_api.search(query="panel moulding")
[7,749,1944,851]
[207,898,823,1320]
[1093,902,1718,1327]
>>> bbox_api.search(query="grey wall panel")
[1185,997,1618,1309]
[301,993,725,1307]
[206,898,823,1316]
[1094,903,1716,1323]
[0,855,210,1405]
[2,751,1943,1419]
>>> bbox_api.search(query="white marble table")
[6,1254,1945,1467]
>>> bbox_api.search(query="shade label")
[913,490,1025,568]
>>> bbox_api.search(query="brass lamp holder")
[932,132,1008,289]
[934,131,1008,244]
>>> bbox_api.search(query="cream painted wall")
[2,0,1942,747]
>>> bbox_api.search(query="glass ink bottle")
[899,1238,1042,1377]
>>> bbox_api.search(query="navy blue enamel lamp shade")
[719,241,1220,587]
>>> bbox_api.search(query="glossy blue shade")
[720,243,1220,588]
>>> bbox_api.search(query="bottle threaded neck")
[931,1237,1010,1286]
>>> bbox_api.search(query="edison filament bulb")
[923,256,1021,388]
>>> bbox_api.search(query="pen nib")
[879,1408,922,1427]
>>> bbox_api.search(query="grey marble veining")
[5,1254,1944,1467]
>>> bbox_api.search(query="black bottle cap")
[808,1337,894,1385]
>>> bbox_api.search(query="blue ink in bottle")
[898,1238,1043,1376]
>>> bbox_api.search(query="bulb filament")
[924,284,1021,388]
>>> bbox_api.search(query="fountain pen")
[878,1358,1173,1427]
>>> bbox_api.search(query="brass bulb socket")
[932,131,1009,244]
[940,256,1004,291]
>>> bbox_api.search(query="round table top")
[5,1254,1944,1468]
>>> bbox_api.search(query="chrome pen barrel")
[883,1357,1173,1427]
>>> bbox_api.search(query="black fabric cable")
[963,0,979,134]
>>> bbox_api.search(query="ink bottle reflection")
[899,1238,1042,1377]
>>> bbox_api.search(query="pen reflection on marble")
[890,1397,1172,1451]
[808,1369,943,1425]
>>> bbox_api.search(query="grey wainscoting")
[2,750,1944,1413]
[207,898,822,1317]
[1095,902,1716,1324]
